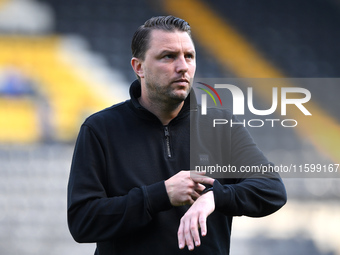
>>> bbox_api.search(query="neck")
[138,96,184,125]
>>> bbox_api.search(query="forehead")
[147,29,195,54]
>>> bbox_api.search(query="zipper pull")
[164,126,172,158]
[164,126,170,137]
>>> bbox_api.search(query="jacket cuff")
[213,180,232,211]
[143,181,173,214]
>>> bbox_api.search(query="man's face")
[140,29,196,105]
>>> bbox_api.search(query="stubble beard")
[145,79,191,108]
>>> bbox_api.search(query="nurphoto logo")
[196,82,312,128]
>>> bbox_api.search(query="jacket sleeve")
[67,124,172,243]
[213,116,287,217]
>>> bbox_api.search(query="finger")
[190,170,206,176]
[184,218,195,251]
[185,196,195,205]
[178,220,185,249]
[199,214,207,236]
[191,190,201,200]
[194,183,206,193]
[189,171,207,182]
[191,175,215,186]
[190,217,201,248]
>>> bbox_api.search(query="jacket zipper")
[164,126,172,158]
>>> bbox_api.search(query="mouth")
[172,78,190,85]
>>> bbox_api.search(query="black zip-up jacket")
[67,80,287,255]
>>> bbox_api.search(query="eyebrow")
[158,49,196,56]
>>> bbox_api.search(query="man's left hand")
[177,190,215,251]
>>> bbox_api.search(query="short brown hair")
[131,15,192,60]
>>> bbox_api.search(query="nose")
[175,55,189,73]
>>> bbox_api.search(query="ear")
[131,57,145,78]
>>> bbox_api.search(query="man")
[67,15,286,254]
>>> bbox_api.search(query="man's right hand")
[164,171,214,206]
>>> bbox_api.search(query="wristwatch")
[201,187,213,195]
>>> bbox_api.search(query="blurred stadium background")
[0,0,339,254]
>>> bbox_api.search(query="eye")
[185,53,195,59]
[163,54,175,59]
